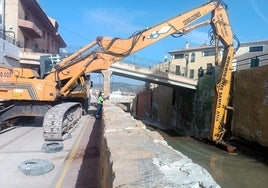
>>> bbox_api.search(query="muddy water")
[157,130,268,188]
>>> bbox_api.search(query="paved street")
[0,113,101,188]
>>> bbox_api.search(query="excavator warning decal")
[12,89,23,98]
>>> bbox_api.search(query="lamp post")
[185,53,189,77]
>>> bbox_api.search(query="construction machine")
[0,0,238,144]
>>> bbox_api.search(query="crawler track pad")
[43,102,82,141]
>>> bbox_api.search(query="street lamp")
[185,53,189,77]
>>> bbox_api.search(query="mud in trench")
[155,129,268,188]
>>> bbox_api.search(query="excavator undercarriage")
[43,102,82,141]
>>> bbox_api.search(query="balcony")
[18,19,42,38]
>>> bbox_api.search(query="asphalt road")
[0,113,102,188]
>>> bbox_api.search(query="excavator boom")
[0,1,237,143]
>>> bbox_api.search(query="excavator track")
[43,102,82,141]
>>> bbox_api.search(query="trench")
[151,127,268,188]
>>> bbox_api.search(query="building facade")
[235,40,268,71]
[1,0,66,68]
[153,43,223,79]
[0,0,20,67]
[152,40,268,78]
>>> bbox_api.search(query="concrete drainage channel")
[18,142,63,176]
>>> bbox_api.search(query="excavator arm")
[44,0,236,144]
[209,2,235,144]
[0,1,237,142]
[47,1,233,88]
[98,1,236,146]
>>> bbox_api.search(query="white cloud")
[84,8,146,36]
[250,0,268,24]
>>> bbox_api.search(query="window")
[206,63,213,74]
[25,12,29,20]
[43,30,46,39]
[202,50,215,56]
[174,53,184,59]
[24,37,28,48]
[250,57,260,67]
[190,53,195,62]
[175,65,181,75]
[189,69,194,78]
[34,43,39,52]
[249,46,263,52]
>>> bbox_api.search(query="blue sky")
[38,0,268,84]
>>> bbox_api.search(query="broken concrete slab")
[102,101,220,187]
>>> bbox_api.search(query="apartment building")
[161,42,223,79]
[235,40,268,71]
[1,0,66,69]
[154,40,268,78]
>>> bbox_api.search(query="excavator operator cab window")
[39,54,68,78]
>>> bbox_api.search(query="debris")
[41,142,64,153]
[18,159,54,176]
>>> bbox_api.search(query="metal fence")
[0,29,20,46]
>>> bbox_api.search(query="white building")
[152,40,268,78]
[152,42,223,79]
[235,40,268,71]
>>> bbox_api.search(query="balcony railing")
[0,29,20,46]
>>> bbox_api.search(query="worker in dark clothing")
[95,91,104,119]
[198,66,204,78]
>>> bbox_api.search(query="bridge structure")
[99,57,198,96]
[111,61,197,88]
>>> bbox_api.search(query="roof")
[168,45,221,54]
[239,40,268,47]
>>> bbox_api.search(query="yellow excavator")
[0,0,238,144]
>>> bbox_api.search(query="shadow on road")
[75,111,103,188]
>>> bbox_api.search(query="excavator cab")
[39,54,69,78]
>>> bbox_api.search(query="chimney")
[185,42,189,49]
[164,55,168,62]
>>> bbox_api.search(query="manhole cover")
[42,142,64,153]
[18,159,54,176]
